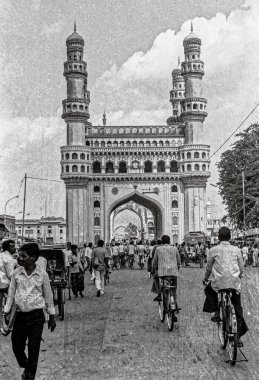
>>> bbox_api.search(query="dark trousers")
[11,309,45,379]
[203,283,248,337]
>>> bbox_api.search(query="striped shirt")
[152,245,180,277]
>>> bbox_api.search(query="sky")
[1,0,259,219]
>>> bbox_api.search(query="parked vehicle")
[39,248,67,320]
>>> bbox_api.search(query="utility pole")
[242,170,246,239]
[21,173,27,243]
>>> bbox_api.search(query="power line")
[209,102,259,160]
[27,176,63,183]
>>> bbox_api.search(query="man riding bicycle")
[152,235,181,321]
[203,227,248,346]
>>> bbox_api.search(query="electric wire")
[209,102,259,159]
[27,176,63,183]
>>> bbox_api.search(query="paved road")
[1,264,259,380]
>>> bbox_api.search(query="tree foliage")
[217,123,259,230]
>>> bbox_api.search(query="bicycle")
[158,278,180,331]
[112,256,120,270]
[217,289,238,365]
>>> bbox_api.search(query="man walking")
[0,239,16,327]
[4,243,56,380]
[92,240,107,296]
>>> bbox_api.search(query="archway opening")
[108,192,163,242]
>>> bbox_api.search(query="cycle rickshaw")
[39,248,67,320]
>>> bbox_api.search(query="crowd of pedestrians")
[0,232,257,377]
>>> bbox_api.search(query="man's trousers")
[11,309,45,379]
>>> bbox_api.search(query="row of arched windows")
[92,160,178,174]
[182,151,208,159]
[62,152,90,160]
[65,104,88,112]
[186,54,200,61]
[68,53,82,61]
[90,140,182,148]
[182,63,204,71]
[171,92,184,98]
[66,64,86,72]
[182,164,208,172]
[173,83,183,89]
[63,165,90,173]
[182,103,206,111]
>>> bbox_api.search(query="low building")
[15,216,66,245]
[0,214,16,241]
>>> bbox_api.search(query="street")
[1,264,259,380]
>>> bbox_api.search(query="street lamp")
[4,195,19,214]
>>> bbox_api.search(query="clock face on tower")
[132,161,139,169]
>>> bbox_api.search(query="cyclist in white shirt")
[203,227,248,346]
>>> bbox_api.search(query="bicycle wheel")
[218,302,228,349]
[158,299,165,322]
[228,331,237,365]
[166,307,174,331]
[58,288,65,321]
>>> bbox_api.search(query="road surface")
[1,264,259,380]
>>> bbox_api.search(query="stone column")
[182,177,207,234]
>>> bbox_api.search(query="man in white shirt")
[4,243,56,380]
[203,227,248,345]
[0,239,16,326]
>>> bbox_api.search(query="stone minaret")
[62,22,91,145]
[169,57,185,117]
[181,23,207,144]
[61,24,92,245]
[179,24,210,234]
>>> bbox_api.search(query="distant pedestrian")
[252,244,258,267]
[86,243,95,280]
[0,239,16,327]
[147,240,156,276]
[63,241,72,287]
[4,243,56,380]
[69,245,85,298]
[241,244,248,267]
[92,240,107,297]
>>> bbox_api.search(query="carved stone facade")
[60,24,210,245]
